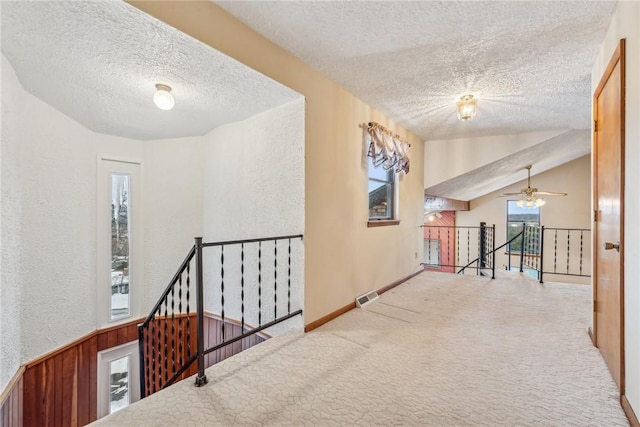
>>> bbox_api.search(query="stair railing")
[456,227,525,277]
[138,234,303,398]
[421,222,496,278]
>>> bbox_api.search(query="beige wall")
[130,1,425,324]
[592,0,640,413]
[457,155,591,281]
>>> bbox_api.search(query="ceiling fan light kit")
[502,165,567,208]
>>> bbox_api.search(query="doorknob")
[603,241,620,252]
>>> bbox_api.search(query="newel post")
[194,237,208,387]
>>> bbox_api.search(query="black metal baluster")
[178,274,183,367]
[171,280,176,378]
[241,243,245,331]
[186,261,191,356]
[579,231,584,276]
[457,229,460,267]
[157,306,162,389]
[287,239,292,314]
[553,229,558,273]
[566,231,571,274]
[437,228,441,267]
[151,319,156,393]
[163,295,168,385]
[274,240,278,319]
[428,230,431,265]
[536,228,540,270]
[144,328,150,397]
[258,241,262,327]
[468,226,473,267]
[447,228,451,266]
[221,245,225,342]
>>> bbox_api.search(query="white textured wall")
[457,156,592,281]
[592,0,640,413]
[424,129,568,188]
[202,98,305,334]
[141,138,204,312]
[1,55,24,390]
[0,56,236,388]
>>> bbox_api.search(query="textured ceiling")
[216,1,615,141]
[424,130,591,201]
[1,1,300,140]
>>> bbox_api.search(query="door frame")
[592,38,626,393]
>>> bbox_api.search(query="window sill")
[367,219,400,228]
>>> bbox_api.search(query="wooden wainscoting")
[0,367,24,427]
[2,314,268,427]
[22,318,141,427]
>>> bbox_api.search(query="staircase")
[138,234,303,397]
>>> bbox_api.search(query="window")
[111,174,130,319]
[98,157,142,326]
[506,200,540,253]
[368,157,395,219]
[97,341,140,417]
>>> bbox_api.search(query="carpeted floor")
[92,271,628,426]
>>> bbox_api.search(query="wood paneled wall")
[22,319,140,427]
[0,368,24,427]
[1,314,266,427]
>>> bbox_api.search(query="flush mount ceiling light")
[456,94,477,121]
[153,84,175,110]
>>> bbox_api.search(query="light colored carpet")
[92,271,628,426]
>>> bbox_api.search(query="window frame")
[97,340,140,418]
[367,157,398,225]
[97,156,143,327]
[506,200,541,254]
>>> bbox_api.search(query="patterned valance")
[366,122,410,174]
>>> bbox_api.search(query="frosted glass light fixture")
[153,84,174,110]
[516,197,546,209]
[457,94,477,121]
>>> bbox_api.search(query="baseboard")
[622,395,640,427]
[305,302,355,332]
[377,269,423,295]
[304,269,423,332]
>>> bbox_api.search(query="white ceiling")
[216,1,615,141]
[1,1,300,141]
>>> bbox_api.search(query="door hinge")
[594,300,598,312]
[594,209,598,222]
[594,120,598,132]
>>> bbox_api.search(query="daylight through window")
[506,200,540,253]
[109,355,130,414]
[111,173,130,319]
[368,157,395,219]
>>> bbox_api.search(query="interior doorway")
[592,39,625,393]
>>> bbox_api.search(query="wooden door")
[593,39,625,393]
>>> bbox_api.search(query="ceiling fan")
[501,165,567,208]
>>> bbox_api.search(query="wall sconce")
[153,84,175,111]
[457,94,476,121]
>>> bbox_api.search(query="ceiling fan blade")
[535,191,567,196]
[500,192,524,196]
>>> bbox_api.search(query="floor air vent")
[355,290,379,308]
